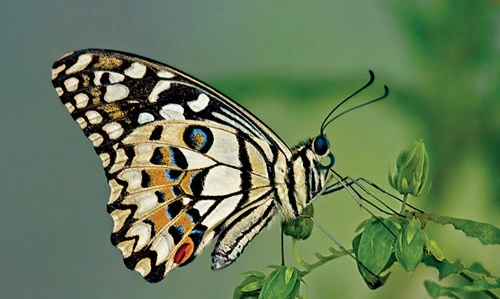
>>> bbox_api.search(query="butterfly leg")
[323,174,413,216]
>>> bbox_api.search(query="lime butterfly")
[51,49,387,282]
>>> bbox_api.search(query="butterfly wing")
[51,49,292,282]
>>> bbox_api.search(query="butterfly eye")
[313,136,330,156]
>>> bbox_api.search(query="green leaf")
[233,271,266,299]
[424,278,500,298]
[357,219,398,275]
[354,218,374,233]
[395,225,424,272]
[352,233,393,289]
[424,280,460,299]
[419,213,500,245]
[422,255,465,280]
[423,255,500,298]
[259,266,300,299]
[241,271,266,279]
[468,262,491,277]
[241,281,263,293]
[284,267,294,285]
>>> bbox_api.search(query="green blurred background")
[1,1,498,298]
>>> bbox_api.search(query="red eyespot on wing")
[174,243,193,265]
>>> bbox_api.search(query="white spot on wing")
[74,93,89,108]
[134,257,152,277]
[116,239,135,258]
[104,84,129,102]
[193,200,216,217]
[148,80,171,102]
[119,169,142,192]
[151,236,170,265]
[136,144,154,159]
[52,64,66,80]
[138,112,155,124]
[103,122,124,139]
[188,93,210,112]
[93,71,103,86]
[202,166,241,195]
[56,87,64,96]
[126,222,152,251]
[178,148,216,169]
[99,153,110,168]
[66,54,92,74]
[131,192,158,216]
[76,117,87,129]
[64,102,75,113]
[64,77,79,92]
[110,208,130,233]
[159,104,185,120]
[158,70,175,78]
[193,127,240,167]
[108,179,123,204]
[109,72,125,83]
[88,133,104,147]
[109,148,127,174]
[85,110,103,124]
[125,62,147,79]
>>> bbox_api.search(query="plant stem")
[292,238,311,269]
[298,247,351,278]
[400,194,408,214]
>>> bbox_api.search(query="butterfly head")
[313,71,389,171]
[312,135,335,170]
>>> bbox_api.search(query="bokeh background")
[1,1,498,298]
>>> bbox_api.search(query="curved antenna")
[321,85,389,131]
[320,70,375,135]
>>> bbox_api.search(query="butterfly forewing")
[51,49,299,282]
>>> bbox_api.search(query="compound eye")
[313,136,329,156]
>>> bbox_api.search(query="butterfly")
[51,49,387,283]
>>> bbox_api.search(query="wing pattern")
[51,49,292,282]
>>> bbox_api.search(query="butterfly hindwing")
[51,49,293,282]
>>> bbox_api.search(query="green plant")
[233,140,500,298]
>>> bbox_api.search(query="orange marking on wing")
[146,169,182,187]
[158,187,177,203]
[148,206,171,232]
[174,213,194,231]
[153,147,174,166]
[179,171,197,195]
[192,132,204,149]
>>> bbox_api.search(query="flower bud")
[283,204,314,240]
[388,139,430,196]
[427,239,445,262]
[395,225,424,272]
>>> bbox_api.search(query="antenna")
[322,85,389,131]
[320,71,389,135]
[320,70,375,135]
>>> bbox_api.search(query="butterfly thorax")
[280,139,328,220]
